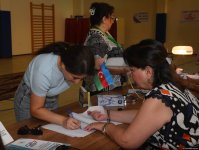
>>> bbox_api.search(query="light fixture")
[172,46,193,55]
[171,46,194,75]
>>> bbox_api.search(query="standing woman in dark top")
[84,2,128,95]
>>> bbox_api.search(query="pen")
[66,108,86,129]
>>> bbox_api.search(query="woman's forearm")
[109,109,138,124]
[31,108,67,126]
[105,123,140,149]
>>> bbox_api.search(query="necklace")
[93,26,121,48]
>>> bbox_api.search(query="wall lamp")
[172,46,193,55]
[171,46,194,75]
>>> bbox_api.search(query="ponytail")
[36,42,95,76]
[37,42,69,55]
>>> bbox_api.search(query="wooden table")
[6,87,143,150]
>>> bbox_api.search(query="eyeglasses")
[17,125,43,135]
[110,16,118,21]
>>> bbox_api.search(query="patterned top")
[145,83,199,149]
[83,28,123,92]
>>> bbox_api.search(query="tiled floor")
[0,55,81,126]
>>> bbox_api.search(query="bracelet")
[106,109,110,123]
[102,122,110,135]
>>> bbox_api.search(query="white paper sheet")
[42,106,121,137]
[0,121,14,145]
[105,57,127,67]
[42,123,93,137]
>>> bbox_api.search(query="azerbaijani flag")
[94,63,113,91]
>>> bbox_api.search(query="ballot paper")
[42,106,121,137]
[0,121,14,145]
[105,57,127,67]
[42,123,94,137]
[6,138,70,150]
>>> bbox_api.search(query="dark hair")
[37,42,95,75]
[138,39,168,58]
[123,41,183,90]
[89,2,114,27]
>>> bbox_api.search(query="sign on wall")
[133,12,149,23]
[181,10,199,22]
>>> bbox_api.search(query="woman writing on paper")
[83,2,128,95]
[14,42,95,129]
[85,40,199,149]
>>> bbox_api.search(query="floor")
[0,54,34,75]
[0,55,81,126]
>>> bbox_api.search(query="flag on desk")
[94,63,113,91]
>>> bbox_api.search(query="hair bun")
[89,8,95,16]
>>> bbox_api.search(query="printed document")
[6,138,70,150]
[97,95,125,107]
[0,121,14,145]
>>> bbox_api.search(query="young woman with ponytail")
[14,42,95,129]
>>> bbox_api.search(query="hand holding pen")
[63,109,81,130]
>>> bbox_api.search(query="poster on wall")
[181,10,199,22]
[133,12,149,23]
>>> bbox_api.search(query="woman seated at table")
[14,42,95,130]
[85,40,199,149]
